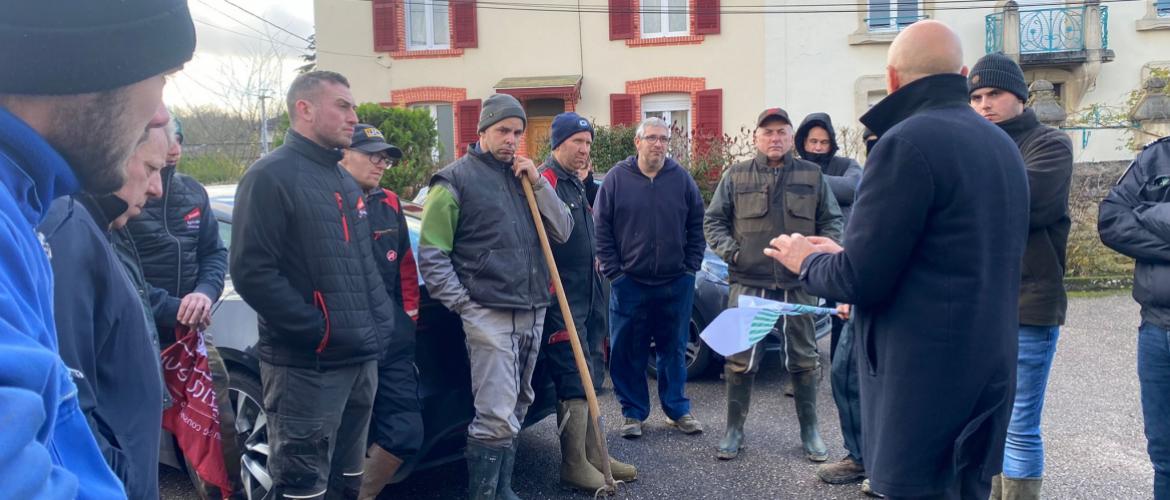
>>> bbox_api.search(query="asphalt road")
[162,291,1152,499]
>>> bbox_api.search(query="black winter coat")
[539,159,602,333]
[799,74,1030,497]
[230,130,396,368]
[1100,136,1170,329]
[795,112,863,226]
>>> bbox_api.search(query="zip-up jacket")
[795,113,863,227]
[230,130,396,368]
[1100,136,1170,330]
[126,167,227,337]
[366,187,420,322]
[540,159,602,333]
[594,155,706,286]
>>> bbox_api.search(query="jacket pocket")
[313,290,332,354]
[785,184,817,223]
[734,187,770,219]
[334,192,350,243]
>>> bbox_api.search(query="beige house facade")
[315,0,1170,162]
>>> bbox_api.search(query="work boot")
[990,474,1003,500]
[556,400,607,493]
[816,456,866,484]
[1001,476,1042,500]
[716,371,753,460]
[496,443,522,500]
[584,406,637,482]
[792,369,828,462]
[465,439,504,500]
[358,444,403,500]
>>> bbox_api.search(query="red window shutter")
[609,0,635,40]
[694,0,720,35]
[455,99,482,157]
[451,0,478,48]
[610,94,636,127]
[694,89,723,155]
[372,0,399,52]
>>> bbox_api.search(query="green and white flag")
[699,296,836,357]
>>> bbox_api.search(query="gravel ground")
[162,291,1152,499]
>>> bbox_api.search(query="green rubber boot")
[792,369,828,462]
[716,370,754,460]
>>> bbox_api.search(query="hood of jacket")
[795,112,839,164]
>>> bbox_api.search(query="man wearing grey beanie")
[0,0,195,497]
[418,92,573,499]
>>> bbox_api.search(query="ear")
[296,99,313,122]
[959,65,970,77]
[886,66,900,94]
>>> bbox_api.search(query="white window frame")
[410,102,454,162]
[406,0,450,50]
[867,0,921,32]
[641,93,691,137]
[641,0,689,39]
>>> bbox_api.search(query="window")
[1159,0,1170,17]
[867,0,920,31]
[407,0,450,50]
[641,93,691,135]
[866,89,887,109]
[410,103,455,163]
[642,0,688,38]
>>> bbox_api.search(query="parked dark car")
[203,184,826,498]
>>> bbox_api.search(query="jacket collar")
[995,108,1041,140]
[621,154,681,178]
[284,129,344,167]
[468,143,514,171]
[544,157,586,187]
[861,73,970,137]
[0,107,81,226]
[75,192,127,233]
[752,150,793,169]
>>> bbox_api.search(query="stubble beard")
[46,89,135,195]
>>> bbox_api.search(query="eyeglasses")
[357,152,393,166]
[640,135,670,144]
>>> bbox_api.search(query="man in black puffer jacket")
[127,117,228,343]
[230,71,396,498]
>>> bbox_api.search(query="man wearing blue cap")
[535,113,637,492]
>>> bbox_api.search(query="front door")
[526,116,555,160]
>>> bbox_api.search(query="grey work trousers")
[461,302,545,447]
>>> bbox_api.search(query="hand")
[177,292,213,328]
[806,236,845,254]
[836,304,851,321]
[763,233,816,273]
[512,156,538,184]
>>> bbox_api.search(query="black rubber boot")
[465,439,504,500]
[792,369,828,462]
[716,370,754,460]
[496,442,521,500]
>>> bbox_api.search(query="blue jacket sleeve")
[192,182,227,301]
[593,172,621,279]
[684,176,706,272]
[148,283,180,333]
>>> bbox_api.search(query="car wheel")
[228,369,272,500]
[646,313,712,380]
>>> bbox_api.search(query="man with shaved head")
[767,20,1030,499]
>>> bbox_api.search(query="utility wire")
[221,0,313,43]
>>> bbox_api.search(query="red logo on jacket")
[356,196,368,219]
[184,207,201,230]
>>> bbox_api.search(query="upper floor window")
[408,0,450,50]
[642,0,689,38]
[641,93,691,136]
[867,0,920,31]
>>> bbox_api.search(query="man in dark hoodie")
[970,52,1072,500]
[595,116,707,439]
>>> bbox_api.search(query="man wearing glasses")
[337,124,423,499]
[594,116,707,439]
[703,108,842,463]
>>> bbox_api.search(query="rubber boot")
[1001,476,1042,500]
[556,400,608,492]
[466,439,504,500]
[792,369,828,462]
[358,444,403,500]
[990,474,1003,500]
[584,406,637,482]
[716,371,753,460]
[495,442,521,500]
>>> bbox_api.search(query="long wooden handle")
[520,176,615,490]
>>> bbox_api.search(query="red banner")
[161,327,232,494]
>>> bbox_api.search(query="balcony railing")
[985,6,1109,55]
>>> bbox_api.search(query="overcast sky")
[165,0,316,110]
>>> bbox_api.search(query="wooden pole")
[520,176,616,493]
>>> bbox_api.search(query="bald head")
[887,20,967,93]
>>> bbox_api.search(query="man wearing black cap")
[534,112,637,492]
[231,71,398,498]
[418,93,572,499]
[0,0,194,495]
[703,107,843,463]
[337,124,422,500]
[970,52,1073,500]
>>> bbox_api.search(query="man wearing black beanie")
[0,0,195,497]
[970,52,1073,500]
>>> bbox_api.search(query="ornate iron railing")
[985,6,1109,54]
[986,12,1004,54]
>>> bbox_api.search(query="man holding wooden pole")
[417,93,573,500]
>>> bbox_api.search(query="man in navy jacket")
[594,116,707,439]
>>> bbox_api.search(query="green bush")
[181,153,247,185]
[589,124,637,174]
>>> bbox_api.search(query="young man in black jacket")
[969,52,1074,500]
[1100,135,1170,500]
[230,71,397,498]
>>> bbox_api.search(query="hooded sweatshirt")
[795,113,863,227]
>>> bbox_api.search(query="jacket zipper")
[162,175,183,297]
[335,192,350,243]
[314,290,332,353]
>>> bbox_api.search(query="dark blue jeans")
[608,273,695,421]
[1139,321,1170,499]
[831,320,863,465]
